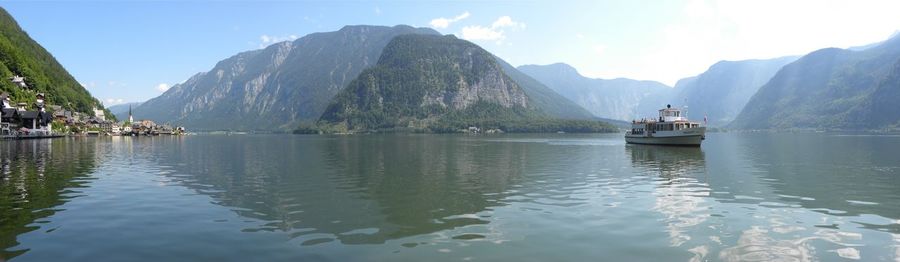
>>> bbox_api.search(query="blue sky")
[3,0,900,107]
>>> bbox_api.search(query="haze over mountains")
[117,23,900,131]
[3,3,899,133]
[732,34,900,129]
[518,56,798,126]
[669,56,798,125]
[517,63,671,121]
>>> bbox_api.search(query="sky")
[3,0,900,107]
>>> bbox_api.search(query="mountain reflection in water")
[1,139,99,259]
[1,133,898,261]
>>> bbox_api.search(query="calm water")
[1,133,899,261]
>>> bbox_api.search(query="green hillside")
[317,34,615,133]
[0,7,107,117]
[732,34,900,130]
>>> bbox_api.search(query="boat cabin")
[658,104,687,122]
[628,105,701,136]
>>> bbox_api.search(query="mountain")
[132,25,440,131]
[317,34,614,133]
[0,7,107,116]
[517,63,672,121]
[108,102,142,119]
[495,61,595,120]
[732,34,900,129]
[670,56,798,126]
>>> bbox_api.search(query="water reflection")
[4,134,898,261]
[0,139,98,260]
[146,135,525,246]
[701,133,900,261]
[627,145,711,260]
[742,133,900,222]
[716,133,900,261]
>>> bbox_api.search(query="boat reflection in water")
[627,137,885,262]
[627,144,712,260]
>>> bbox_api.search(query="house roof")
[19,111,39,119]
[1,108,17,118]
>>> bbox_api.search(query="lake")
[1,133,899,261]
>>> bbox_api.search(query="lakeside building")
[1,92,53,137]
[3,75,183,138]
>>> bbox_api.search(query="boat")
[625,104,706,146]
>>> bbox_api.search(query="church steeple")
[128,104,134,123]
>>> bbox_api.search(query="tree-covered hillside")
[133,25,439,131]
[0,7,107,116]
[731,34,900,130]
[317,34,615,133]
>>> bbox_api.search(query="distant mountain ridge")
[319,34,533,131]
[317,34,615,133]
[671,56,798,126]
[133,25,441,130]
[517,63,671,121]
[134,25,593,131]
[732,34,900,129]
[519,57,798,126]
[108,102,142,119]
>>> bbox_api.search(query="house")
[93,107,106,121]
[1,108,17,136]
[9,75,27,89]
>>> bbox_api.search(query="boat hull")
[625,134,704,146]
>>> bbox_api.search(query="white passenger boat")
[625,105,706,146]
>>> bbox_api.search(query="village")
[1,75,184,139]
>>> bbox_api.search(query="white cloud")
[460,16,525,44]
[259,34,299,48]
[430,11,470,29]
[462,25,505,41]
[374,6,382,15]
[491,16,525,30]
[619,0,900,85]
[105,98,125,106]
[156,83,170,92]
[593,45,607,56]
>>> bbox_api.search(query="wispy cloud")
[491,16,524,29]
[156,83,170,92]
[259,34,299,48]
[460,16,525,44]
[105,98,125,106]
[374,6,382,15]
[430,11,470,29]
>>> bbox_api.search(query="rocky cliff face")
[319,34,535,131]
[133,25,440,130]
